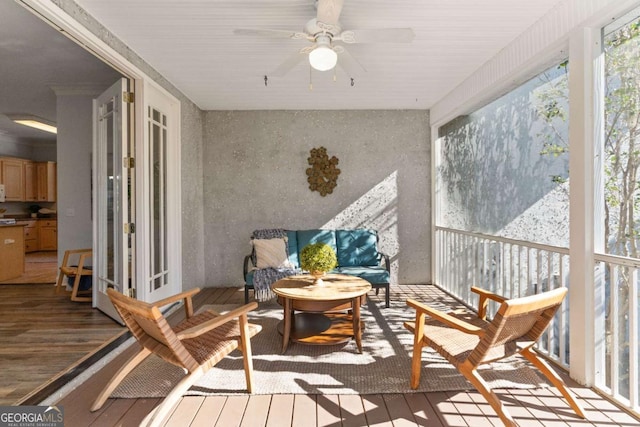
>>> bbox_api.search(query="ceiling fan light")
[309,46,337,71]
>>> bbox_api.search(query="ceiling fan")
[234,0,415,77]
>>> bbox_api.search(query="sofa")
[244,229,391,307]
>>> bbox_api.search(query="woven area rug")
[111,300,549,397]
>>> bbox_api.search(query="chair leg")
[55,270,66,295]
[142,366,206,427]
[521,347,586,419]
[91,347,152,411]
[460,364,517,427]
[385,284,390,308]
[238,314,256,392]
[244,285,250,304]
[409,312,426,389]
[71,274,91,302]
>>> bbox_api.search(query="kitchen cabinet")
[36,161,56,202]
[38,219,57,251]
[23,161,37,201]
[0,157,24,201]
[22,219,38,253]
[0,225,25,281]
[0,157,56,202]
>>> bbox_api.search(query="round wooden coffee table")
[271,273,371,354]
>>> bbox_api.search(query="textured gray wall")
[56,94,94,263]
[48,2,432,291]
[203,110,431,287]
[53,0,206,289]
[178,103,205,289]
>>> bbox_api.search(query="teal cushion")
[337,266,390,284]
[286,230,299,268]
[245,269,254,286]
[296,229,337,254]
[336,229,379,267]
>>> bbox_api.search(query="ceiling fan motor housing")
[305,18,341,40]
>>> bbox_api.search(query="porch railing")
[594,253,639,413]
[435,226,640,414]
[434,226,570,368]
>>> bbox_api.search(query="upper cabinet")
[36,161,56,202]
[0,158,25,201]
[23,161,37,201]
[0,157,56,202]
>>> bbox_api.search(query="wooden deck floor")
[55,285,640,427]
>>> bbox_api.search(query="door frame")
[21,0,182,303]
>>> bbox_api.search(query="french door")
[139,81,181,303]
[93,78,180,321]
[93,78,133,322]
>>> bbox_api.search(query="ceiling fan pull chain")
[309,66,313,91]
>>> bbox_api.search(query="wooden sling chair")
[91,288,262,427]
[55,248,93,302]
[404,286,586,427]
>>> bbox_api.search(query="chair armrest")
[154,288,200,318]
[406,298,484,336]
[243,254,254,278]
[60,248,92,268]
[77,250,92,268]
[379,252,390,272]
[471,286,508,320]
[177,302,259,340]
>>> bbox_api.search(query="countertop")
[0,215,57,220]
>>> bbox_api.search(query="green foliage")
[535,16,640,258]
[300,243,337,273]
[550,175,567,184]
[540,142,569,157]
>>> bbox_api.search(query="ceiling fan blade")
[316,0,344,25]
[338,28,415,44]
[336,45,366,77]
[271,52,307,77]
[234,28,309,40]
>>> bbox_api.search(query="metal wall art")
[306,146,340,196]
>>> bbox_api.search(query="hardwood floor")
[54,285,640,427]
[0,282,125,405]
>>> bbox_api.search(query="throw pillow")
[253,238,291,269]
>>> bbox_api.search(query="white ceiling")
[73,0,564,111]
[0,0,567,143]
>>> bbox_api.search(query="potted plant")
[300,242,337,286]
[28,205,41,218]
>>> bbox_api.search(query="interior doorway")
[0,0,128,405]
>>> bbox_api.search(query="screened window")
[438,62,569,247]
[604,13,640,258]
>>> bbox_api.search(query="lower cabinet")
[23,220,38,253]
[18,219,57,252]
[38,220,57,251]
